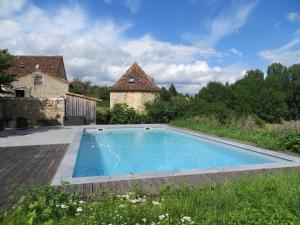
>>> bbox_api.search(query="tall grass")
[171,116,300,152]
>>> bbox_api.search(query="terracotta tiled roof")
[7,55,67,81]
[111,62,160,92]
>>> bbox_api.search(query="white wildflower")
[119,204,126,208]
[79,200,85,204]
[129,198,145,204]
[151,222,155,225]
[142,218,147,223]
[158,215,165,220]
[76,207,83,212]
[60,204,68,209]
[55,204,60,208]
[152,201,161,206]
[181,216,192,222]
[130,199,139,204]
[118,194,130,199]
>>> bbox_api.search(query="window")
[34,75,42,85]
[15,90,25,97]
[128,77,135,83]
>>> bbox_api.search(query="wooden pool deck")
[0,144,67,208]
[1,143,300,208]
[56,166,300,198]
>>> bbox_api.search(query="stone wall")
[12,71,69,98]
[110,92,157,113]
[0,97,65,127]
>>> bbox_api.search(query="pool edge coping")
[51,124,300,185]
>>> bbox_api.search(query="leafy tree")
[197,82,235,108]
[145,97,175,123]
[265,63,289,92]
[287,64,300,119]
[70,78,110,107]
[70,78,91,96]
[231,69,265,115]
[0,49,16,94]
[173,95,191,118]
[159,87,172,101]
[253,88,288,123]
[169,83,178,96]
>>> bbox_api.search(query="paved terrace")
[0,125,300,208]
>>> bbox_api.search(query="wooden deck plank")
[0,144,68,208]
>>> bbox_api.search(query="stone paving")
[0,126,78,147]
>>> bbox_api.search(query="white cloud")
[287,12,300,22]
[207,1,257,45]
[145,61,244,84]
[104,0,140,14]
[259,38,300,65]
[103,0,113,4]
[229,48,242,56]
[0,0,27,16]
[121,35,200,63]
[125,0,140,14]
[0,2,246,94]
[182,1,253,59]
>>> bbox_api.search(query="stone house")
[1,56,97,127]
[110,62,160,113]
[8,56,69,98]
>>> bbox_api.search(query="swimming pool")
[52,125,300,185]
[72,127,286,178]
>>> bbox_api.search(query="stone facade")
[110,92,156,113]
[110,62,160,113]
[12,71,69,98]
[0,97,65,127]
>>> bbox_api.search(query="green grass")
[1,171,300,224]
[171,118,286,151]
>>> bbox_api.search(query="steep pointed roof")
[111,62,160,92]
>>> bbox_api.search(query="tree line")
[1,47,299,124]
[146,63,300,123]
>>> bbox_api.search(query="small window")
[34,75,42,85]
[19,63,25,68]
[15,90,25,97]
[128,77,135,83]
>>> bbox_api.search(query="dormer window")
[34,75,42,85]
[128,77,135,83]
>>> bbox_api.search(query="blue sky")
[0,0,299,93]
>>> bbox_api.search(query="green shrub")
[4,185,83,225]
[145,98,176,123]
[110,104,144,124]
[96,107,110,124]
[280,132,300,152]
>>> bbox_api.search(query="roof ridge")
[14,55,63,57]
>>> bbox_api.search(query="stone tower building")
[110,62,160,113]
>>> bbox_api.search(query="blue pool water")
[73,128,282,177]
